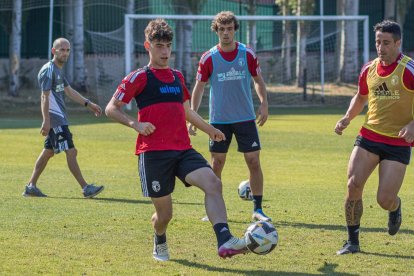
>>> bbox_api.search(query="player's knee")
[152,211,172,225]
[66,148,77,157]
[43,149,54,159]
[347,176,363,193]
[245,156,260,171]
[377,194,394,210]
[206,176,223,196]
[211,158,225,171]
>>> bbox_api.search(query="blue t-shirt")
[37,61,69,128]
[209,43,255,124]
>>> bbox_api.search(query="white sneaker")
[252,209,272,222]
[218,236,248,258]
[153,238,169,261]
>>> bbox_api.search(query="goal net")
[89,14,369,108]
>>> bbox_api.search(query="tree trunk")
[9,0,22,97]
[281,0,291,83]
[64,0,74,83]
[296,0,311,87]
[126,0,135,69]
[384,0,396,20]
[247,0,257,50]
[340,0,359,83]
[335,0,344,82]
[73,0,87,92]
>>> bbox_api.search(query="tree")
[276,0,293,84]
[246,0,257,50]
[73,0,87,92]
[64,0,74,83]
[171,0,206,88]
[339,0,359,83]
[9,0,22,97]
[295,0,314,87]
[384,0,414,50]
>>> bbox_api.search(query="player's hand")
[398,121,414,143]
[88,102,102,117]
[209,127,226,142]
[334,117,350,135]
[40,121,50,136]
[135,122,156,136]
[188,123,197,136]
[257,103,268,126]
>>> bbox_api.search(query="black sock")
[347,225,360,245]
[253,195,263,211]
[213,223,232,248]
[154,232,166,244]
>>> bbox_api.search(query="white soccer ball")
[238,180,253,200]
[244,221,278,255]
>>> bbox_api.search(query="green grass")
[1,108,413,275]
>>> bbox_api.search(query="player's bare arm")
[335,93,368,135]
[64,86,102,116]
[40,90,50,136]
[252,73,268,126]
[188,80,208,135]
[398,120,414,143]
[184,101,225,142]
[105,97,155,136]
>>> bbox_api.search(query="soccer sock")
[253,195,263,211]
[347,225,360,245]
[213,223,232,248]
[154,232,166,244]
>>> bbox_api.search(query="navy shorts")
[44,125,74,154]
[355,135,411,165]
[138,149,211,198]
[210,120,261,153]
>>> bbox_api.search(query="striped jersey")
[37,61,69,128]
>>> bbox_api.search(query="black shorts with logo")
[138,149,211,198]
[44,125,75,154]
[355,135,411,165]
[210,120,261,153]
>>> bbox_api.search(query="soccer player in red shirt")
[335,20,414,255]
[105,19,247,261]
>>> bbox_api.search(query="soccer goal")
[125,14,369,107]
[88,14,369,108]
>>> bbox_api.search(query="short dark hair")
[373,20,401,41]
[211,11,239,32]
[145,18,173,42]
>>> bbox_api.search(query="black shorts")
[210,120,261,153]
[138,149,211,198]
[355,135,411,165]
[44,125,75,154]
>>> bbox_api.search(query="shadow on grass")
[360,251,414,260]
[173,259,356,275]
[273,221,414,235]
[47,196,152,205]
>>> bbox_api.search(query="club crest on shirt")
[238,58,245,67]
[152,181,161,192]
[391,75,399,86]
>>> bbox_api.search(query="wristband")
[84,99,90,107]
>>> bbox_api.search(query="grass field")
[1,108,413,275]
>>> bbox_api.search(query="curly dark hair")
[373,20,401,41]
[145,18,173,42]
[211,11,239,32]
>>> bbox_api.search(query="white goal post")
[124,14,369,108]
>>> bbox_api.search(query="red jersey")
[114,67,192,154]
[196,42,261,82]
[358,53,414,146]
